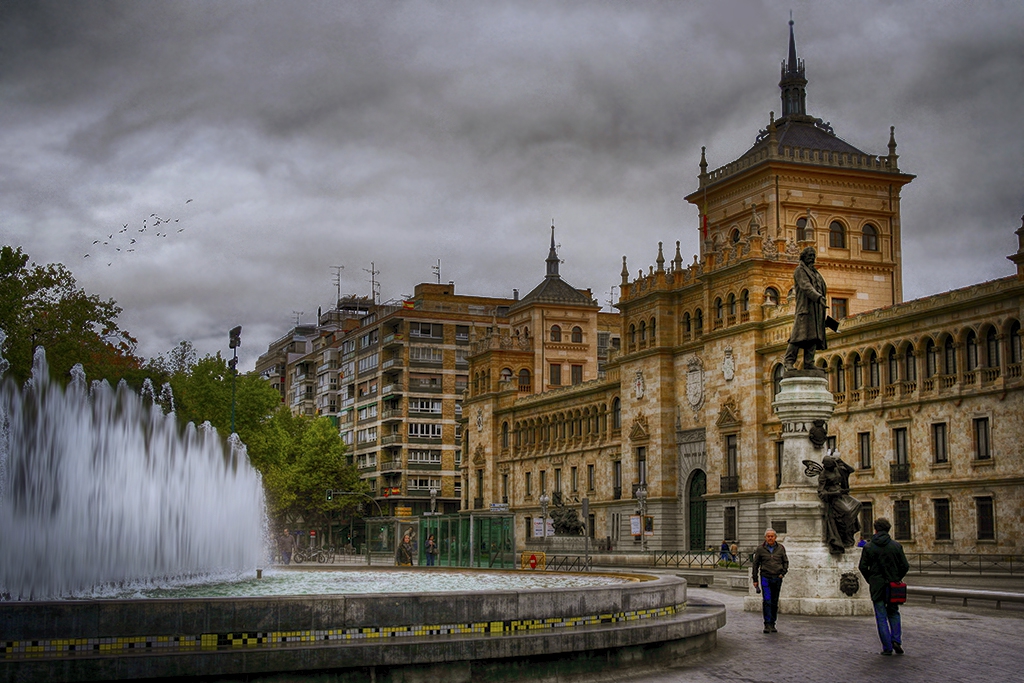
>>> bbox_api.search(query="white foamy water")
[0,338,268,600]
[76,569,632,600]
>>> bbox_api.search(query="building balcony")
[382,333,405,348]
[380,433,403,446]
[890,463,911,484]
[382,357,404,371]
[381,383,403,396]
[720,475,739,493]
[381,407,404,422]
[408,382,444,394]
[380,459,402,472]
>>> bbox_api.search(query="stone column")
[743,370,873,616]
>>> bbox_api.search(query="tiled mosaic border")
[2,604,681,660]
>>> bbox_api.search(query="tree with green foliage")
[163,353,366,539]
[251,409,367,538]
[0,245,144,386]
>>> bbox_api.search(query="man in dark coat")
[859,517,910,655]
[751,528,788,633]
[784,247,828,370]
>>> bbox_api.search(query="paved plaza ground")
[616,574,1024,683]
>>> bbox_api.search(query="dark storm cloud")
[1,0,1022,370]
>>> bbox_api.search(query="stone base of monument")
[742,370,873,617]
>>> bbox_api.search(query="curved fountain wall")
[0,340,267,600]
[0,569,726,683]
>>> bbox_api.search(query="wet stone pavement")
[618,582,1024,683]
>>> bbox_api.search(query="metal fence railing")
[905,553,1023,576]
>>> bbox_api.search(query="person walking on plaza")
[279,528,295,565]
[859,517,910,656]
[751,528,788,633]
[720,540,731,563]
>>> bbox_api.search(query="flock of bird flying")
[83,199,194,266]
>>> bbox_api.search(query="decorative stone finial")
[656,242,665,272]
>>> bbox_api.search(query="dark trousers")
[760,576,783,625]
[873,600,902,651]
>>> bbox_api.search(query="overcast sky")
[2,0,1022,372]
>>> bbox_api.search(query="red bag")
[887,581,907,604]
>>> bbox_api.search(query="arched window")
[829,221,846,249]
[612,398,621,431]
[944,336,957,375]
[925,339,939,378]
[649,318,657,343]
[862,224,879,252]
[1011,321,1022,365]
[886,347,898,384]
[731,228,741,244]
[683,312,692,335]
[904,346,917,382]
[833,358,846,393]
[629,324,636,345]
[550,325,561,342]
[518,369,531,391]
[772,364,785,398]
[727,293,736,317]
[741,290,750,312]
[571,326,582,343]
[966,330,979,371]
[868,351,880,388]
[764,287,779,305]
[851,353,863,390]
[797,217,811,241]
[715,297,723,320]
[639,320,647,342]
[985,327,1000,368]
[695,309,704,334]
[501,421,509,449]
[500,367,513,382]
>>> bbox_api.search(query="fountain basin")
[0,568,725,682]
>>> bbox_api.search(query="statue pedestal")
[742,372,873,616]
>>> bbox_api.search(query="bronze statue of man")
[784,247,829,370]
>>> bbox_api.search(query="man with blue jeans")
[859,517,910,655]
[751,528,788,633]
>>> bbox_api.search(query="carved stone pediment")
[715,398,742,429]
[629,413,650,442]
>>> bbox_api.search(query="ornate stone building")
[462,22,1024,557]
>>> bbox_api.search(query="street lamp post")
[228,326,241,434]
[636,486,648,553]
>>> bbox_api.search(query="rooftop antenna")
[432,259,441,284]
[606,286,619,313]
[291,311,304,326]
[331,265,345,303]
[363,262,380,304]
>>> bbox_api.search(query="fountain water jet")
[0,332,267,600]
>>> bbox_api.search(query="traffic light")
[229,326,242,349]
[326,489,334,501]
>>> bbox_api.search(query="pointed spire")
[546,222,559,278]
[779,17,807,120]
[887,126,900,171]
[621,255,629,286]
[673,241,683,271]
[699,145,708,177]
[656,242,665,273]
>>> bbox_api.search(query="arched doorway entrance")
[688,470,707,551]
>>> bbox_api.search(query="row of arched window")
[502,398,622,449]
[550,325,584,343]
[795,217,880,251]
[628,318,657,347]
[771,320,1023,396]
